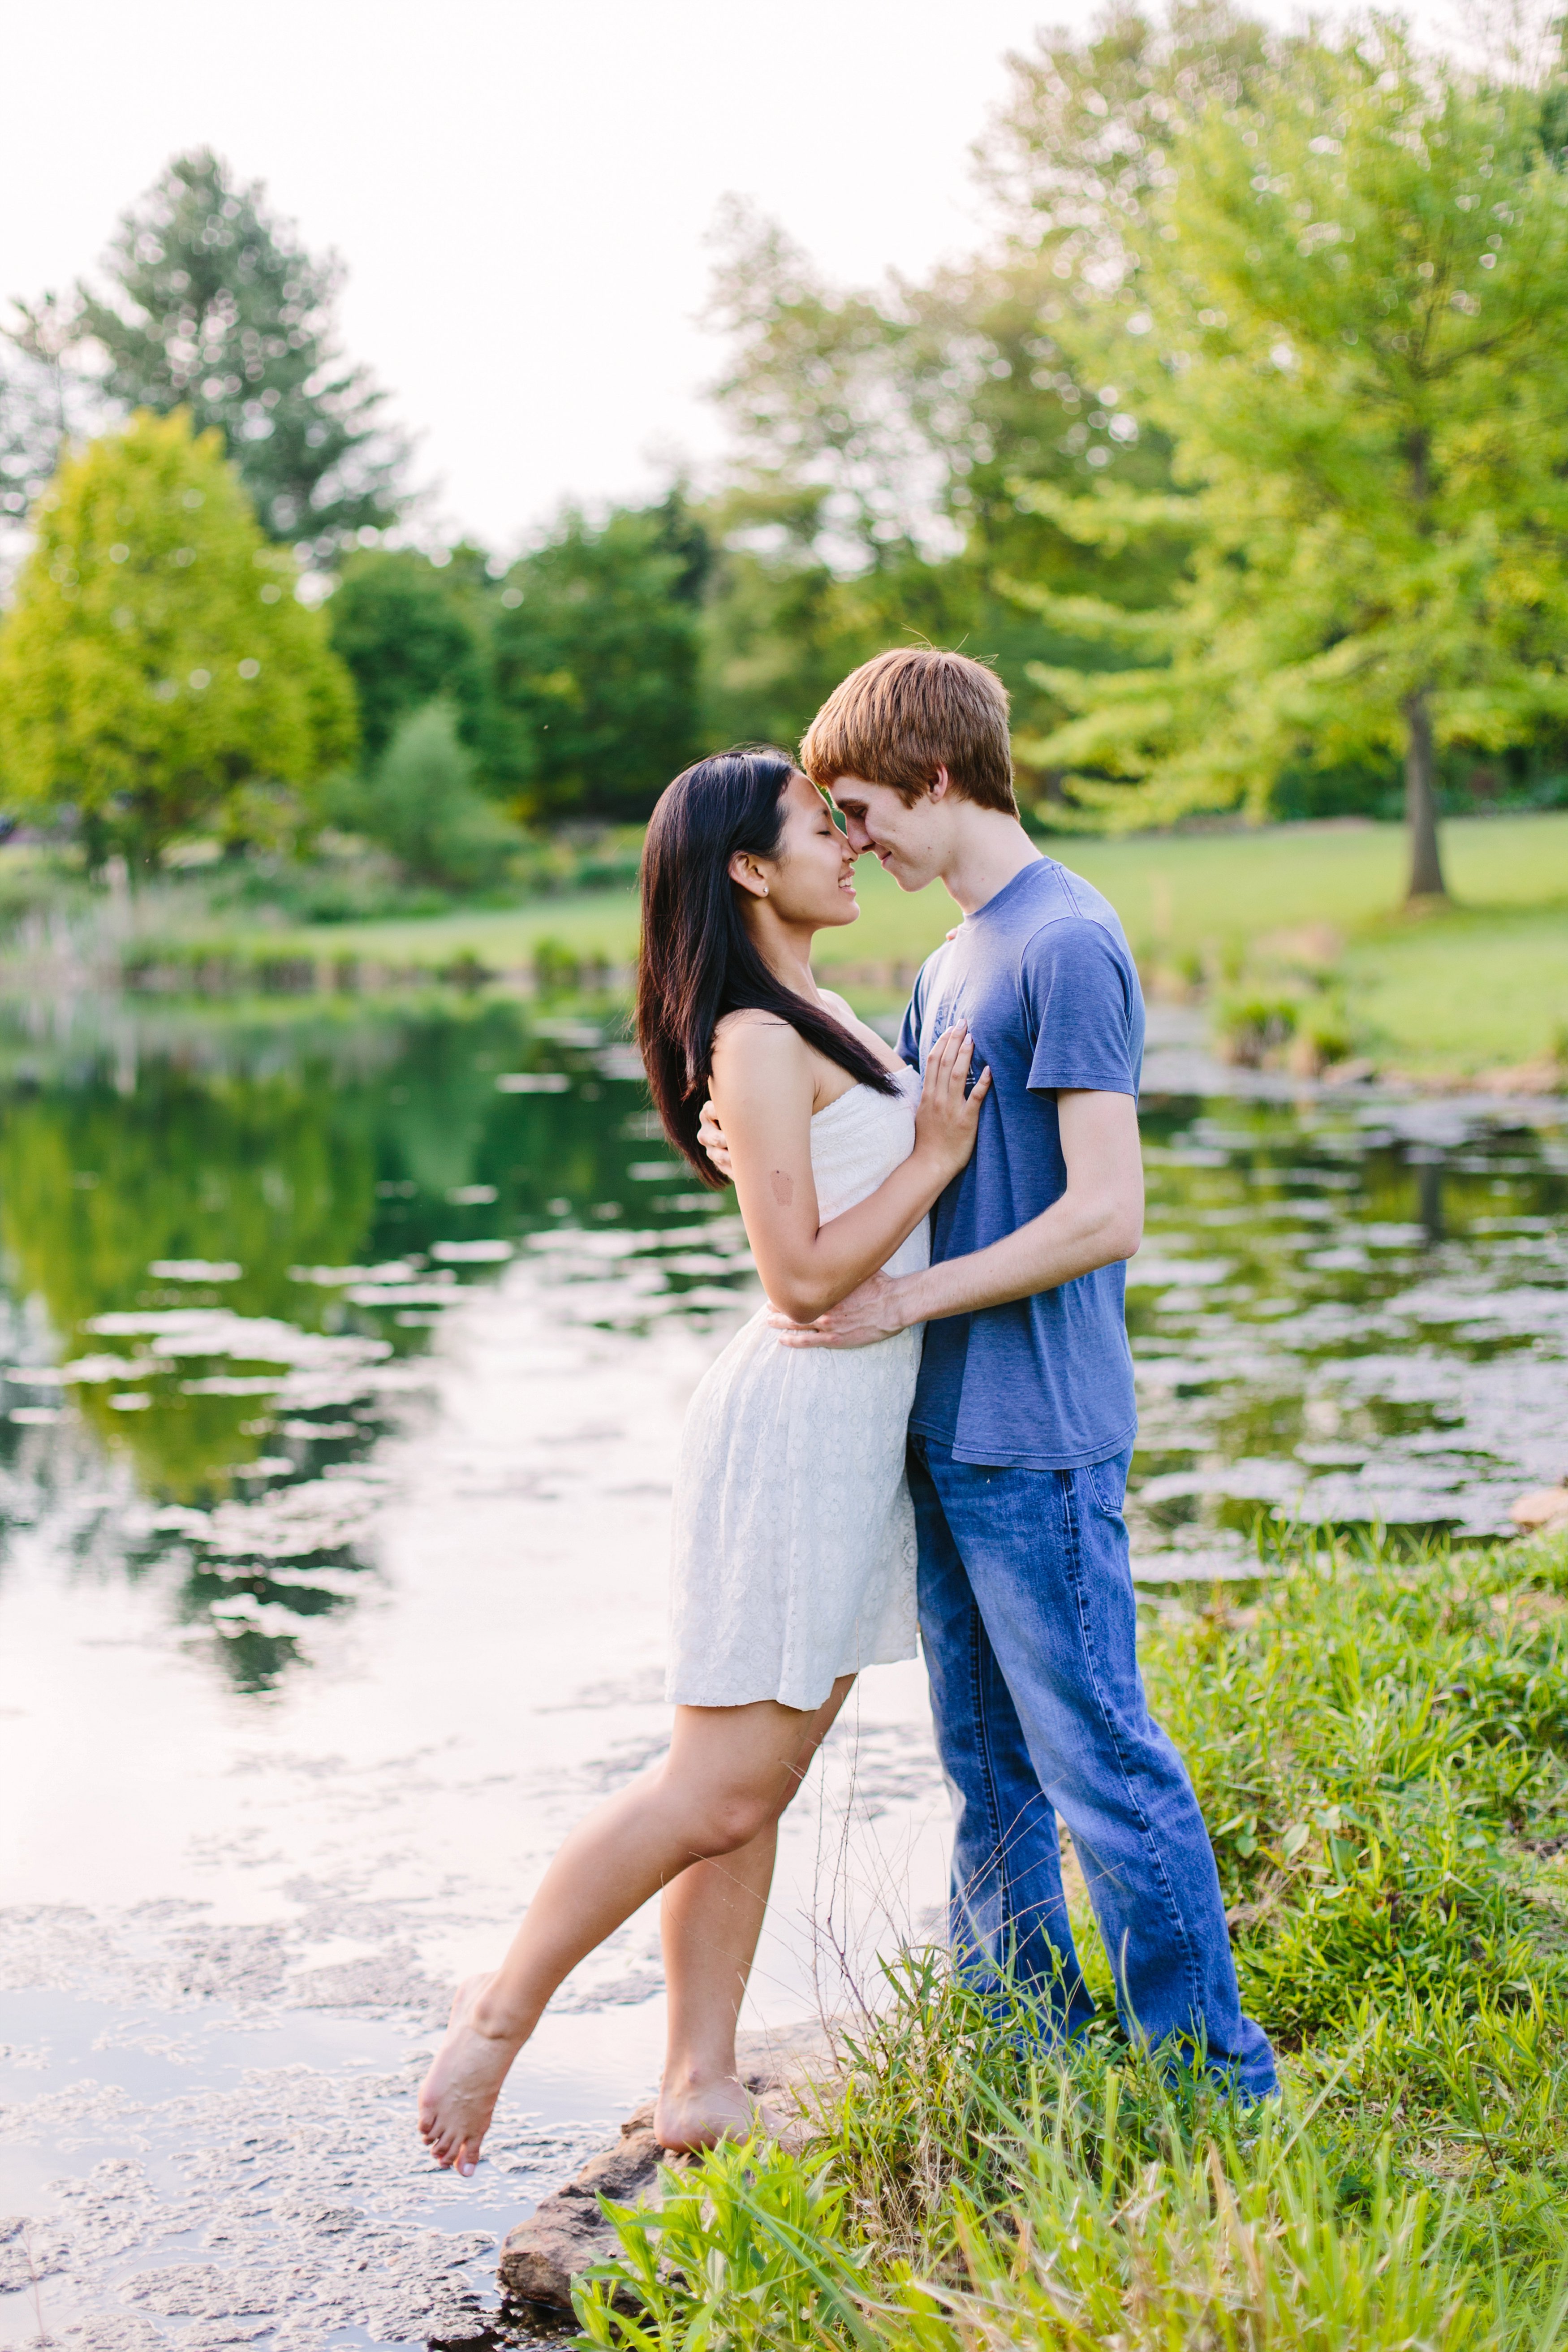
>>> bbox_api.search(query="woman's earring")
[760,885,769,897]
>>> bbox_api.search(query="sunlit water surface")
[0,996,1563,2349]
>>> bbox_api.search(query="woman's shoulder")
[712,1006,802,1047]
[710,1008,812,1075]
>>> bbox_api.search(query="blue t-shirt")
[897,856,1144,1471]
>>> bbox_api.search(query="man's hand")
[696,1097,734,1181]
[767,1269,912,1350]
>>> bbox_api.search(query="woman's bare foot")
[653,2073,799,2153]
[417,1972,526,2175]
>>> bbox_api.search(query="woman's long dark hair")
[637,748,898,1187]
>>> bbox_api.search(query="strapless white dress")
[666,1067,927,1710]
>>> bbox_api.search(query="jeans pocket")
[1085,1450,1130,1518]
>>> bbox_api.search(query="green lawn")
[824,812,1568,1072]
[1343,904,1568,1071]
[82,810,1568,1076]
[1041,809,1568,951]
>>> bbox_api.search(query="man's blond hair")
[799,647,1015,813]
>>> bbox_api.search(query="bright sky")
[4,0,1469,555]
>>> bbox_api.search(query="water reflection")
[0,1001,1563,1695]
[0,1001,754,1692]
[1130,1096,1568,1571]
[0,1002,1563,2347]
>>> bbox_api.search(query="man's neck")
[940,808,1043,918]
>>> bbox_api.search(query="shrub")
[326,699,521,889]
[1215,989,1301,1066]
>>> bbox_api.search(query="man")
[706,647,1275,2094]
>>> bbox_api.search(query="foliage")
[698,491,978,764]
[0,411,357,871]
[580,1529,1568,2352]
[325,699,521,889]
[75,148,406,559]
[1025,23,1568,898]
[492,492,706,821]
[0,295,104,550]
[575,2137,870,2351]
[694,14,1271,780]
[697,206,1169,778]
[325,548,499,765]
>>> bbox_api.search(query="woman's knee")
[669,1782,778,1856]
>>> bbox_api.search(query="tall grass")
[574,1528,1568,2350]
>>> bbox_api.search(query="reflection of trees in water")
[0,1000,667,1687]
[0,1070,376,1492]
[1131,1102,1565,1543]
[0,1063,386,1690]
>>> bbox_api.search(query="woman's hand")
[913,1024,991,1181]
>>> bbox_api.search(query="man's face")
[827,773,948,893]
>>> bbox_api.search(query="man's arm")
[771,1089,1143,1350]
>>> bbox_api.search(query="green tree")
[1027,21,1568,897]
[696,48,1231,777]
[326,548,495,764]
[326,699,521,887]
[0,410,358,870]
[493,494,706,820]
[76,149,406,558]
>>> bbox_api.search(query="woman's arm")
[708,1014,988,1325]
[771,1090,1143,1348]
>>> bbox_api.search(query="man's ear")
[929,766,953,803]
[728,851,769,898]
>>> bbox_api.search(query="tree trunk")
[1402,688,1447,901]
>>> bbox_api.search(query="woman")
[418,749,988,2172]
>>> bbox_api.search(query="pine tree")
[0,411,358,870]
[1,295,103,549]
[77,150,406,560]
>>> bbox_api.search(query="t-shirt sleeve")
[1022,919,1140,1095]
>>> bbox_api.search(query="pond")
[0,993,1564,2349]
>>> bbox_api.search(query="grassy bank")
[5,811,1565,1077]
[575,1524,1568,2351]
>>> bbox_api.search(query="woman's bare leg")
[418,1692,839,2172]
[654,1830,778,2146]
[654,1676,852,2148]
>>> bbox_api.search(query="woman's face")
[750,769,861,931]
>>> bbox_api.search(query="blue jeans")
[909,1435,1278,2096]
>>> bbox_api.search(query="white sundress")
[666,1067,927,1710]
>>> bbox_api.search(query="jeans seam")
[967,1598,1012,1972]
[1059,1468,1206,2029]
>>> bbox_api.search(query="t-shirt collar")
[961,854,1053,927]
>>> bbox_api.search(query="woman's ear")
[728,852,770,899]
